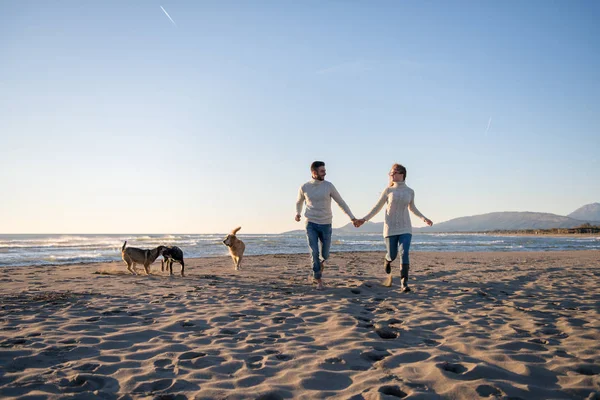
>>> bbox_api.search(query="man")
[295,161,358,290]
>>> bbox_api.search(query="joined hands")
[353,219,366,228]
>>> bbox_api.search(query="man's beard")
[316,175,325,181]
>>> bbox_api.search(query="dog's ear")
[231,226,242,235]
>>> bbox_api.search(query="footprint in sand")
[529,338,550,345]
[275,353,293,361]
[178,351,207,360]
[355,316,374,329]
[553,349,572,358]
[374,325,398,339]
[127,311,142,316]
[101,308,123,315]
[255,391,289,400]
[575,364,600,376]
[153,394,188,400]
[540,327,568,337]
[73,363,100,372]
[0,338,27,347]
[437,361,467,374]
[361,349,391,362]
[566,318,589,327]
[245,355,264,369]
[58,374,116,393]
[152,358,173,368]
[132,378,173,393]
[510,327,532,338]
[378,385,407,398]
[476,384,503,397]
[301,371,353,391]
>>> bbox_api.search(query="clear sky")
[1,0,599,234]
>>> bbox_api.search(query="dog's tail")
[121,241,127,252]
[231,226,242,235]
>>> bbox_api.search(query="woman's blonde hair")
[389,163,407,187]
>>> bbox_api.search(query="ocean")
[0,233,598,268]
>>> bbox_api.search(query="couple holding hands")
[295,161,433,291]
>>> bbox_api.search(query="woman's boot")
[384,258,391,274]
[400,264,411,292]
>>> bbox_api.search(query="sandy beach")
[1,250,599,399]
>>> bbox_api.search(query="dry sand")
[1,251,599,399]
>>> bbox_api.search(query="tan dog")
[222,227,245,270]
[121,241,166,275]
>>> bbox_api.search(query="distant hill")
[333,211,597,233]
[416,212,596,233]
[336,221,383,234]
[568,203,600,222]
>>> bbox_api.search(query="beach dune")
[1,251,599,399]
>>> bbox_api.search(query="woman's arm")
[362,188,389,221]
[409,192,433,225]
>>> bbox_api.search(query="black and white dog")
[161,246,185,277]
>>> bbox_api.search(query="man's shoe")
[383,275,393,287]
[401,285,411,293]
[384,259,391,274]
[316,279,325,290]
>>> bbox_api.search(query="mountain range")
[284,202,600,234]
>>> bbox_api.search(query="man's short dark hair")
[310,161,325,172]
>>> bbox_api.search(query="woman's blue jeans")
[305,222,332,280]
[385,233,412,265]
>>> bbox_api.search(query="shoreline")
[2,233,598,269]
[4,246,600,270]
[469,232,600,238]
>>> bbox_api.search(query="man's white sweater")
[296,179,355,225]
[363,181,427,237]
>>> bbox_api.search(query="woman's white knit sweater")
[362,181,427,237]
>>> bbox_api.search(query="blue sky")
[1,1,598,234]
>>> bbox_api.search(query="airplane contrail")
[485,116,492,135]
[160,5,177,27]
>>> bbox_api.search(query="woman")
[357,164,433,291]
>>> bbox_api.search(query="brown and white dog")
[222,227,245,270]
[121,241,166,275]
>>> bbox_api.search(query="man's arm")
[295,187,305,221]
[330,183,356,221]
